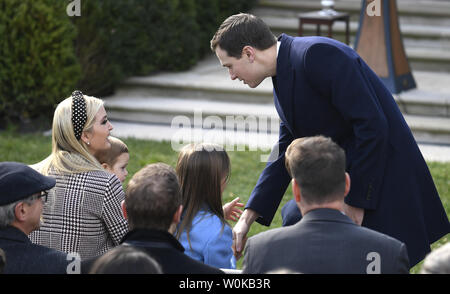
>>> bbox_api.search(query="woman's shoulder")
[52,169,121,189]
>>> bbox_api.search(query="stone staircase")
[255,0,450,72]
[104,0,450,146]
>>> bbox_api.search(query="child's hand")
[223,197,244,222]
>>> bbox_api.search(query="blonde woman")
[30,91,128,259]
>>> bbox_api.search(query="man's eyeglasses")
[39,190,49,202]
[31,190,48,203]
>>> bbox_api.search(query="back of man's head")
[125,163,181,231]
[285,136,346,205]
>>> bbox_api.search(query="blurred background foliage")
[0,0,257,130]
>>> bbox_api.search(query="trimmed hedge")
[75,0,257,96]
[0,0,81,129]
[0,0,257,128]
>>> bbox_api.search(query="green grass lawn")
[0,130,448,273]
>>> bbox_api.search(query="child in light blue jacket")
[175,143,243,269]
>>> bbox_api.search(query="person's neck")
[300,200,344,216]
[257,44,278,78]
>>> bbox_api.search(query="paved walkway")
[109,120,450,163]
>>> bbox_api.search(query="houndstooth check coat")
[30,169,129,259]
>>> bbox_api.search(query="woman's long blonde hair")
[38,94,105,175]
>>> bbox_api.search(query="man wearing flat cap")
[0,162,70,274]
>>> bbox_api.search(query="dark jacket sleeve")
[395,243,410,274]
[304,43,389,210]
[245,121,294,226]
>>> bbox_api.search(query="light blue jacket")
[178,209,236,269]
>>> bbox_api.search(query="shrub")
[0,0,81,129]
[74,0,200,96]
[71,0,122,97]
[0,0,258,125]
[74,0,258,96]
[111,0,199,76]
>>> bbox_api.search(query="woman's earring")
[87,142,90,145]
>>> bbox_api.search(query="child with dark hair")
[175,143,243,269]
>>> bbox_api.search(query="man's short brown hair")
[210,13,277,58]
[125,163,181,231]
[285,136,346,204]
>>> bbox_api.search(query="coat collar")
[299,208,356,226]
[276,34,294,78]
[273,34,295,134]
[121,228,185,252]
[0,226,31,244]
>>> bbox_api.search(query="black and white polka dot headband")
[71,90,87,141]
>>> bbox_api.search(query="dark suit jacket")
[246,34,450,266]
[242,208,410,274]
[0,226,69,274]
[82,229,224,274]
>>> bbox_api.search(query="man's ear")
[242,46,256,62]
[344,172,351,198]
[121,200,127,220]
[292,178,301,203]
[101,163,109,170]
[14,202,27,222]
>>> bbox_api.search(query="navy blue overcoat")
[246,34,450,266]
[0,226,69,274]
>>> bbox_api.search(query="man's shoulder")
[0,228,68,259]
[354,224,405,247]
[283,34,356,64]
[247,224,295,247]
[150,246,224,274]
[248,214,404,249]
[28,242,69,260]
[179,253,225,274]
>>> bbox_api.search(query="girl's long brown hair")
[175,143,230,244]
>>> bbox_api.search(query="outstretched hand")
[232,208,259,260]
[223,197,244,222]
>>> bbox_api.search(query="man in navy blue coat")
[0,162,70,274]
[211,13,450,267]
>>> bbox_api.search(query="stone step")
[113,55,274,104]
[403,114,450,145]
[259,15,450,44]
[114,76,274,104]
[105,96,279,133]
[104,94,450,145]
[397,71,450,117]
[258,15,450,72]
[110,85,450,119]
[104,52,450,145]
[256,0,450,23]
[110,55,450,119]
